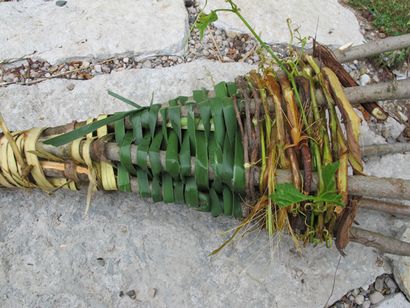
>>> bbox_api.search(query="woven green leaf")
[165,131,180,178]
[108,90,141,109]
[220,135,234,187]
[130,112,143,144]
[174,181,185,204]
[198,192,211,212]
[148,104,161,138]
[162,174,174,203]
[115,119,131,192]
[199,101,211,139]
[119,132,137,176]
[210,188,223,217]
[187,104,197,150]
[214,81,228,97]
[195,131,209,190]
[210,97,225,147]
[180,131,191,179]
[148,130,163,175]
[223,186,233,215]
[222,99,237,145]
[185,177,199,208]
[168,106,182,143]
[160,108,168,143]
[193,89,208,103]
[137,168,151,198]
[151,176,162,202]
[44,111,131,146]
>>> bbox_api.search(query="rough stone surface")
[0,60,254,131]
[0,59,388,308]
[0,0,188,64]
[0,189,385,308]
[378,293,410,308]
[394,228,410,301]
[198,0,364,46]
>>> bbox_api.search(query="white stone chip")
[198,0,364,46]
[0,0,188,64]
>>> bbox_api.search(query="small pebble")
[359,74,371,86]
[30,70,40,78]
[94,64,102,73]
[96,257,105,266]
[354,294,364,305]
[45,73,51,78]
[149,288,157,298]
[81,61,90,68]
[66,83,75,91]
[369,291,384,304]
[374,276,384,292]
[352,288,360,296]
[142,60,152,69]
[101,65,111,73]
[362,300,371,308]
[3,73,15,83]
[123,57,129,64]
[385,277,398,290]
[55,0,67,7]
[126,290,137,300]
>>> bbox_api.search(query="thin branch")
[333,33,410,63]
[350,227,410,256]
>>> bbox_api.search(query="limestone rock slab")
[0,0,188,64]
[0,60,254,131]
[378,293,410,308]
[198,0,364,46]
[0,189,385,308]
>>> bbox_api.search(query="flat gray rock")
[0,189,385,308]
[0,60,254,131]
[378,293,410,308]
[198,0,364,46]
[0,0,188,64]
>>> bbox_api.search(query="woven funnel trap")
[1,52,410,256]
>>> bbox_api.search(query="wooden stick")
[39,141,410,201]
[333,33,410,63]
[362,143,410,157]
[350,226,410,256]
[344,78,410,104]
[359,198,410,217]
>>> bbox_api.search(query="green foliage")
[195,11,218,39]
[348,0,409,36]
[347,0,410,68]
[270,162,344,208]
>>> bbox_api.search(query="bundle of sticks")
[0,34,410,256]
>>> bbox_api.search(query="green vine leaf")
[270,161,345,208]
[322,161,339,193]
[270,183,309,208]
[313,191,344,206]
[196,11,218,39]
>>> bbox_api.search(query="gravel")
[369,291,385,305]
[330,273,405,307]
